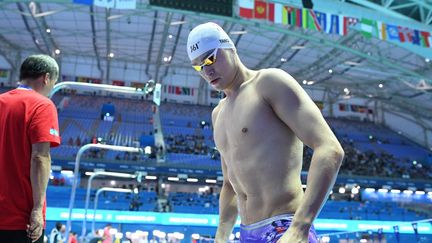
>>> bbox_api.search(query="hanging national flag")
[267,2,274,22]
[239,0,254,18]
[420,31,431,47]
[281,6,289,25]
[302,9,308,29]
[115,0,136,9]
[344,17,358,35]
[254,1,267,19]
[274,3,283,24]
[346,17,359,26]
[235,1,431,48]
[89,78,102,84]
[386,24,400,41]
[181,87,189,95]
[131,82,144,89]
[325,14,345,35]
[338,16,348,35]
[112,80,125,86]
[377,21,387,40]
[398,26,412,42]
[94,0,114,8]
[77,77,88,83]
[360,18,376,38]
[295,8,302,27]
[168,85,174,94]
[411,30,421,46]
[306,10,322,31]
[428,33,432,48]
[287,7,296,26]
[314,11,327,31]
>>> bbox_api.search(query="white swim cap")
[187,22,236,61]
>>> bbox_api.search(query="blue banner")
[47,207,432,234]
[361,190,432,204]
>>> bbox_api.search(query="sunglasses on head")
[192,48,218,72]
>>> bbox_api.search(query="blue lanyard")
[17,84,32,90]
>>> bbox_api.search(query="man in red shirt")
[0,54,61,243]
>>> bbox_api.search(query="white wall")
[383,110,431,148]
[331,97,374,121]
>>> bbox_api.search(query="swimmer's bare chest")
[213,84,304,223]
[213,84,300,189]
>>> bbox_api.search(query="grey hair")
[19,54,59,81]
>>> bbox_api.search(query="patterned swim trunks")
[239,214,318,243]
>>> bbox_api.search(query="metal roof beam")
[154,12,172,82]
[16,2,47,53]
[161,14,185,81]
[89,5,104,80]
[145,10,158,79]
[106,8,112,83]
[27,3,55,55]
[345,0,413,21]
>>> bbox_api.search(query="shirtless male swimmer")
[187,22,344,243]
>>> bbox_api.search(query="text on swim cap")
[190,42,199,53]
[219,39,230,43]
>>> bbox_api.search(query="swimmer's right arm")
[215,156,238,243]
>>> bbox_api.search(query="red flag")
[398,26,412,43]
[240,7,253,18]
[295,8,302,27]
[254,1,267,19]
[112,80,125,86]
[239,0,253,18]
[420,31,430,47]
[267,2,274,22]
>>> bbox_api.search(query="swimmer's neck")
[223,64,257,98]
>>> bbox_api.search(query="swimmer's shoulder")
[256,68,295,83]
[255,68,298,91]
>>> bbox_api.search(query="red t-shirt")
[0,88,61,230]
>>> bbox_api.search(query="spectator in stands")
[0,54,61,243]
[67,231,77,243]
[102,224,112,243]
[149,236,158,243]
[75,136,81,146]
[188,23,344,243]
[49,222,64,243]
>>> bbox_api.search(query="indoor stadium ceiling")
[0,0,431,120]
